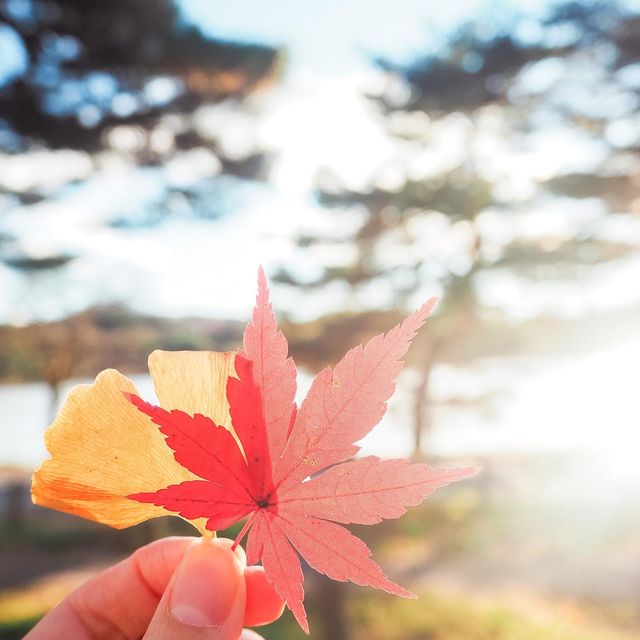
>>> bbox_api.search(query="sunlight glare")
[508,340,640,480]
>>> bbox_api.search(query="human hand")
[25,536,285,640]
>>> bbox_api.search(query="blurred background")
[1,0,640,638]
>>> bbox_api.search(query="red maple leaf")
[128,269,476,632]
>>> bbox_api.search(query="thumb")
[144,539,246,640]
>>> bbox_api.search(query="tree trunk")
[318,578,349,640]
[413,340,441,459]
[48,381,61,424]
[6,482,25,529]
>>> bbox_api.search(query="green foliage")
[0,617,39,640]
[0,307,243,384]
[348,590,632,640]
[0,0,280,150]
[253,587,634,640]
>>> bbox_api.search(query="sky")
[177,0,551,77]
[2,0,640,325]
[0,22,27,85]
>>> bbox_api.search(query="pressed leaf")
[125,395,252,492]
[148,350,236,429]
[247,510,308,633]
[273,508,413,597]
[273,298,439,489]
[35,271,477,634]
[278,456,477,524]
[241,266,297,466]
[31,369,203,531]
[130,480,254,531]
[227,355,273,498]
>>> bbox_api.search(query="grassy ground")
[3,578,636,640]
[0,568,96,639]
[2,475,639,639]
[344,590,638,640]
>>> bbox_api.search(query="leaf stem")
[232,510,257,551]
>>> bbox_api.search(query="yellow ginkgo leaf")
[31,351,236,534]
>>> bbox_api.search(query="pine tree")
[277,1,640,455]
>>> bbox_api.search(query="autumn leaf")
[31,352,236,533]
[127,268,477,632]
[31,267,477,633]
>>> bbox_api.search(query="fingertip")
[243,566,285,627]
[211,537,247,567]
[241,630,266,640]
[167,540,245,630]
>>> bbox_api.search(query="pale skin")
[25,537,285,640]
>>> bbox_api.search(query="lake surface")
[3,341,639,487]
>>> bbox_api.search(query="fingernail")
[170,541,240,627]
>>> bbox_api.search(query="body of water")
[3,341,638,489]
